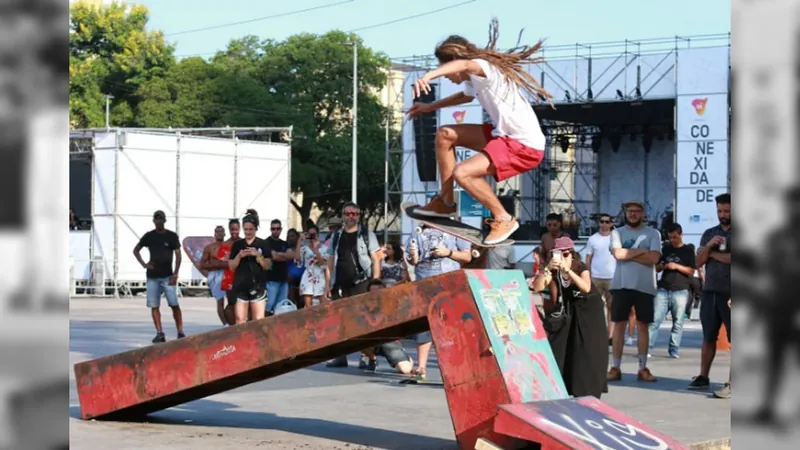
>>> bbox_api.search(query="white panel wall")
[117,132,178,217]
[179,134,236,219]
[236,141,291,236]
[92,132,117,216]
[69,231,91,280]
[85,131,291,282]
[675,47,730,247]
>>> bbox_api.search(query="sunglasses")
[271,227,282,231]
[344,212,360,217]
[599,220,611,224]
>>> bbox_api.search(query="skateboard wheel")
[471,250,480,258]
[410,239,417,246]
[415,227,422,234]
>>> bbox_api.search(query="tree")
[136,57,220,128]
[69,1,175,128]
[253,31,392,225]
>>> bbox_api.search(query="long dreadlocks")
[434,18,553,106]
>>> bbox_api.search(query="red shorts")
[481,124,544,182]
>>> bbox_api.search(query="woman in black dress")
[531,236,609,398]
[228,209,272,324]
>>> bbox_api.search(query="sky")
[137,0,731,61]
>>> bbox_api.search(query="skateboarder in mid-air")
[406,18,552,245]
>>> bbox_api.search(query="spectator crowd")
[132,195,731,394]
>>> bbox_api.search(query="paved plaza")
[69,296,731,450]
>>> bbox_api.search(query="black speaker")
[498,195,516,218]
[413,85,438,182]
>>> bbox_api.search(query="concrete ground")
[69,296,731,450]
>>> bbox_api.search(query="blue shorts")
[207,270,225,300]
[266,281,289,312]
[146,277,179,308]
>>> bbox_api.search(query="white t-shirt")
[586,232,616,280]
[463,58,545,150]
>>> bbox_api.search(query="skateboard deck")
[182,236,215,277]
[396,378,444,386]
[401,201,515,248]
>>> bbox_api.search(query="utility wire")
[175,0,478,58]
[347,0,477,33]
[165,0,355,37]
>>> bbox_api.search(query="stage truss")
[382,33,730,242]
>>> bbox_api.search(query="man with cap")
[608,200,662,382]
[133,210,186,343]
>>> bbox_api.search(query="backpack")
[331,225,371,273]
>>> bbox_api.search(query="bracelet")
[448,249,453,258]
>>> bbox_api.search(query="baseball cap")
[153,210,166,220]
[623,200,645,209]
[328,217,343,226]
[553,236,575,250]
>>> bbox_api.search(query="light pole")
[104,94,114,129]
[344,41,358,203]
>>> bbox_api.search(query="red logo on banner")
[691,98,708,116]
[452,110,467,124]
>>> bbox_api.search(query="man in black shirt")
[689,193,731,393]
[647,223,696,358]
[133,210,185,343]
[265,219,295,314]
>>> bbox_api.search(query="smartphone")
[551,251,562,262]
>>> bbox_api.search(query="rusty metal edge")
[689,437,730,450]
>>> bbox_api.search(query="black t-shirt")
[336,231,360,287]
[550,261,597,302]
[265,238,289,282]
[230,238,270,296]
[138,229,180,279]
[658,243,696,291]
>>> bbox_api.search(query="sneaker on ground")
[152,332,166,344]
[712,383,731,399]
[177,331,186,339]
[607,367,622,381]
[637,368,657,382]
[688,375,710,390]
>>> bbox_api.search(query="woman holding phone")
[531,237,608,398]
[228,209,272,324]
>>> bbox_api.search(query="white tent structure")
[69,127,292,297]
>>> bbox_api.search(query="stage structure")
[68,127,292,297]
[384,33,730,256]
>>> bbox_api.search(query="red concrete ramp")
[493,398,690,450]
[74,272,470,420]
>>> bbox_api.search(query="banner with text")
[675,47,730,244]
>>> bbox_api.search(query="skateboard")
[396,378,444,386]
[182,236,215,277]
[401,202,515,255]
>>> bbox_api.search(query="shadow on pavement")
[69,402,457,450]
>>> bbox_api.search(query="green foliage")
[69,3,394,225]
[69,1,175,127]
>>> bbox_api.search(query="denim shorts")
[146,277,179,308]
